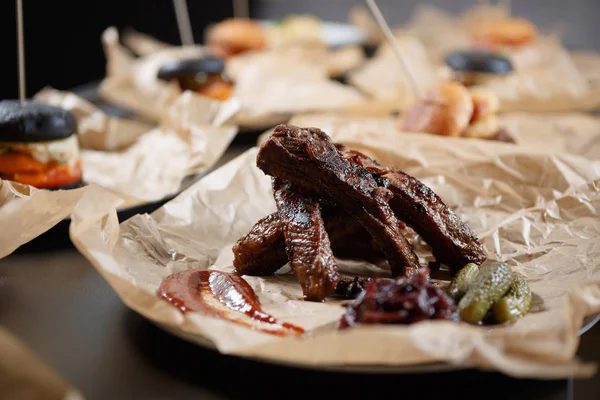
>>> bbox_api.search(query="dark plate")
[154,312,600,374]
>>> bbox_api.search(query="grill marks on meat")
[232,213,287,276]
[257,125,420,278]
[337,145,486,273]
[232,208,383,278]
[232,124,486,302]
[273,180,339,301]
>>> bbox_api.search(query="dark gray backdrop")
[254,0,600,51]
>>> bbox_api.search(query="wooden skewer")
[501,0,512,16]
[16,0,26,103]
[363,0,423,98]
[233,0,250,19]
[173,0,194,46]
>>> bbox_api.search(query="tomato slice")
[13,161,82,189]
[0,151,82,189]
[0,152,46,175]
[195,76,234,101]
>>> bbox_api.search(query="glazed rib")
[232,213,288,276]
[273,179,339,301]
[232,206,390,277]
[257,125,420,278]
[337,145,487,273]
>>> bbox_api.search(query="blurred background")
[1,0,598,100]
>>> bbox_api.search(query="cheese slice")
[0,135,80,166]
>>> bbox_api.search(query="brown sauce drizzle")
[158,270,304,336]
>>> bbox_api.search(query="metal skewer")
[173,0,194,46]
[363,0,423,98]
[16,0,26,103]
[233,0,250,19]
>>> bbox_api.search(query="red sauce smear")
[158,270,304,336]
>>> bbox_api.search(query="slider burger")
[0,100,82,190]
[157,55,234,101]
[444,50,513,87]
[206,18,266,59]
[471,17,537,50]
[397,81,515,143]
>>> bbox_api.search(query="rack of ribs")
[336,145,487,274]
[257,125,420,279]
[232,124,487,301]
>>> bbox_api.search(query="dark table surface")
[1,134,600,400]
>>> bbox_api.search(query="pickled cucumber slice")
[492,272,532,323]
[458,262,512,324]
[447,263,480,302]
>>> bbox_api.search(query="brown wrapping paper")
[99,28,366,131]
[34,87,152,151]
[35,87,239,205]
[349,4,600,113]
[347,36,448,113]
[0,181,86,259]
[0,88,238,259]
[0,327,84,400]
[70,121,600,378]
[282,112,600,160]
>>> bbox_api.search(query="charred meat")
[232,124,486,303]
[257,125,420,278]
[338,145,487,273]
[273,179,339,301]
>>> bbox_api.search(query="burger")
[471,17,537,50]
[444,50,513,87]
[397,81,515,143]
[156,55,234,101]
[0,100,83,190]
[206,18,267,59]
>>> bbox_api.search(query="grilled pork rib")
[257,125,420,278]
[337,145,486,273]
[273,180,339,301]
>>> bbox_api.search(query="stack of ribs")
[232,125,487,302]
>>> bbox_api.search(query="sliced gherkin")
[458,262,512,324]
[447,263,480,303]
[492,272,532,323]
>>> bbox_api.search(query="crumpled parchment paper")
[0,88,238,259]
[69,121,600,379]
[348,4,600,113]
[0,181,86,259]
[99,28,366,131]
[35,87,239,205]
[0,327,84,400]
[279,111,600,160]
[33,87,152,151]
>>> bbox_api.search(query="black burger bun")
[157,56,226,81]
[445,51,513,75]
[0,100,77,143]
